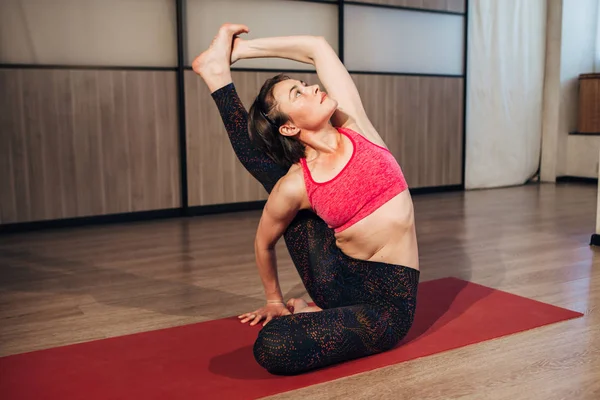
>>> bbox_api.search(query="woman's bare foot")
[192,23,248,80]
[286,298,323,314]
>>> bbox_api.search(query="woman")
[193,24,420,375]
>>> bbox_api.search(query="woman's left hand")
[238,302,291,326]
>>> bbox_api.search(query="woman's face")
[271,79,338,134]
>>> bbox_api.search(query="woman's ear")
[279,123,300,137]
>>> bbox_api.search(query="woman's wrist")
[234,39,262,61]
[265,292,284,304]
[231,38,247,64]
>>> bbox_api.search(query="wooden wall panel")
[0,69,180,224]
[351,74,464,188]
[185,70,463,206]
[351,0,466,13]
[185,70,319,206]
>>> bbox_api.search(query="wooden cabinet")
[578,73,600,134]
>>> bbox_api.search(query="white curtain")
[465,0,547,189]
[596,2,600,72]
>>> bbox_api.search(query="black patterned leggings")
[211,83,419,375]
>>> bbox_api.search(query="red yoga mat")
[0,278,583,400]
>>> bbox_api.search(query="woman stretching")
[193,24,420,375]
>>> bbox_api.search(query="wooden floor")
[1,182,599,399]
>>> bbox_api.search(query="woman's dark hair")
[248,73,306,169]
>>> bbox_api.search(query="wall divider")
[176,0,189,214]
[0,0,469,232]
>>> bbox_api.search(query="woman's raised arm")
[233,35,383,144]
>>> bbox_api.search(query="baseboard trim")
[1,185,464,234]
[569,131,600,136]
[590,234,600,246]
[410,184,463,195]
[187,201,266,216]
[556,176,598,184]
[0,208,182,235]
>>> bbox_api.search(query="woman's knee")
[252,318,294,375]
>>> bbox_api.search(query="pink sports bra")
[299,127,408,233]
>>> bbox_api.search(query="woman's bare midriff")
[333,190,419,270]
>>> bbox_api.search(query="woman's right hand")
[231,36,247,65]
[238,302,291,326]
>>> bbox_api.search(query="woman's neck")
[301,124,341,160]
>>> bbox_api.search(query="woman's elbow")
[310,36,335,59]
[313,36,330,49]
[254,236,275,252]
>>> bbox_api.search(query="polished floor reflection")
[1,182,598,399]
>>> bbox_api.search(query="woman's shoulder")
[272,165,310,209]
[336,121,388,149]
[271,166,304,195]
[282,165,306,192]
